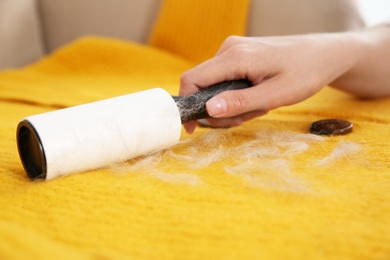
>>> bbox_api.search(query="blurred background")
[0,0,389,70]
[356,0,390,26]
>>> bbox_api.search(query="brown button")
[310,119,353,135]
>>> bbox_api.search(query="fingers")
[183,121,198,134]
[198,110,269,128]
[179,35,299,133]
[183,109,268,134]
[205,72,322,119]
[205,78,278,118]
[179,43,257,96]
[178,34,340,134]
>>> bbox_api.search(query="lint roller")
[17,80,251,180]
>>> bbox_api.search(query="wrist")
[329,24,390,97]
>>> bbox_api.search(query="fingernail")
[184,121,197,134]
[207,97,227,117]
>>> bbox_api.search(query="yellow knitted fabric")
[149,0,249,63]
[1,36,390,260]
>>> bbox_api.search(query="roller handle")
[172,79,252,123]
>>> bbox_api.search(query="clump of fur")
[111,129,361,193]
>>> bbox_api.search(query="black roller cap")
[17,120,47,179]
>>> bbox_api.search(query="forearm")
[330,23,390,98]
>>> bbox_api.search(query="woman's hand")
[179,34,362,132]
[180,33,364,133]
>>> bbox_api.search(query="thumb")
[205,77,285,118]
[206,89,254,118]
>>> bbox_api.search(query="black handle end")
[172,79,252,123]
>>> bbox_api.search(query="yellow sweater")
[1,1,390,259]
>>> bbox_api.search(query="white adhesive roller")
[17,80,251,180]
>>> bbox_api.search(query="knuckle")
[222,44,254,79]
[225,44,255,70]
[179,72,193,95]
[223,35,243,47]
[226,43,250,58]
[180,72,190,86]
[219,36,249,57]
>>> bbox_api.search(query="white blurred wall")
[356,0,390,26]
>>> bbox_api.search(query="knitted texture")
[148,0,249,63]
[0,36,390,260]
